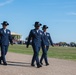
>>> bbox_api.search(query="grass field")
[7,45,76,61]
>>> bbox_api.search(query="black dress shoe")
[31,64,35,67]
[46,63,49,66]
[0,58,1,64]
[0,60,1,64]
[40,62,43,65]
[37,64,42,68]
[3,62,7,65]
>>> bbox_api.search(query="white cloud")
[0,0,14,7]
[67,12,76,16]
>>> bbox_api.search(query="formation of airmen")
[0,21,54,68]
[26,21,54,68]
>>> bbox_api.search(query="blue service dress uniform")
[0,28,13,64]
[40,32,53,65]
[27,29,44,66]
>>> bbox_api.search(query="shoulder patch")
[47,33,50,36]
[40,32,42,35]
[7,31,10,34]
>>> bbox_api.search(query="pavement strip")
[0,52,76,75]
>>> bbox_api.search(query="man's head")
[1,21,9,29]
[34,21,42,30]
[42,25,48,32]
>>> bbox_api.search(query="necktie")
[37,30,38,33]
[4,29,6,33]
[44,32,46,35]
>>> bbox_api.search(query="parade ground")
[0,45,76,75]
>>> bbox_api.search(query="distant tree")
[70,42,76,47]
[59,42,67,46]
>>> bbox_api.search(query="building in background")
[11,32,22,44]
[11,32,21,40]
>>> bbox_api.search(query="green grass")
[9,45,33,55]
[48,47,76,60]
[3,45,76,60]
